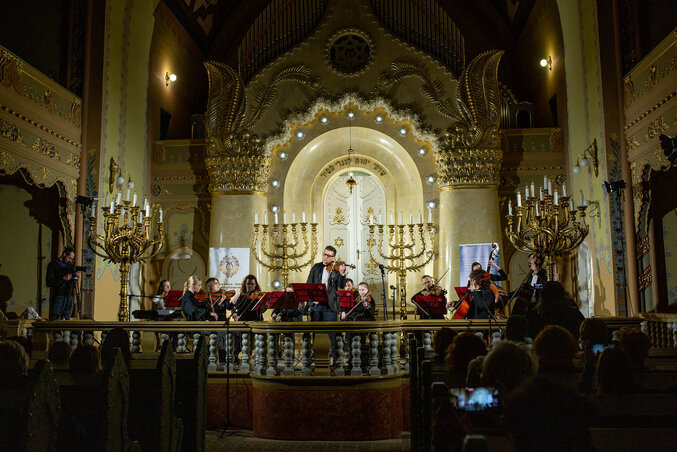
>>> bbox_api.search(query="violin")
[422,285,447,297]
[325,261,356,273]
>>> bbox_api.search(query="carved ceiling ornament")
[0,49,23,94]
[204,61,323,192]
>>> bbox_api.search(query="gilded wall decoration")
[636,235,650,257]
[631,149,676,230]
[1,104,81,148]
[0,118,20,142]
[626,134,640,152]
[639,265,652,291]
[325,29,374,76]
[70,98,82,128]
[624,41,677,106]
[331,207,347,224]
[0,150,14,166]
[0,49,22,94]
[204,61,322,192]
[31,137,59,160]
[643,116,669,142]
[436,148,503,186]
[334,237,345,248]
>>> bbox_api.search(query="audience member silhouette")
[0,340,29,378]
[69,344,101,373]
[482,341,537,395]
[505,315,529,344]
[100,326,132,364]
[434,327,458,362]
[616,327,651,371]
[535,281,584,339]
[532,325,578,373]
[48,341,72,369]
[444,332,487,375]
[596,347,637,395]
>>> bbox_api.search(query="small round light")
[580,158,589,167]
[271,205,279,212]
[169,73,177,82]
[297,131,304,139]
[573,165,581,175]
[347,112,355,119]
[399,128,407,135]
[271,179,280,188]
[116,176,125,187]
[418,148,426,156]
[426,175,435,184]
[279,152,287,160]
[427,201,437,209]
[540,59,548,68]
[272,280,281,289]
[127,181,134,189]
[375,115,383,123]
[321,117,328,124]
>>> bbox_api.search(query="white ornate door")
[324,172,386,289]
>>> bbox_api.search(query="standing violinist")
[465,269,496,320]
[411,275,447,319]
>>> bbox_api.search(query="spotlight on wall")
[602,179,627,195]
[272,280,281,289]
[165,72,177,86]
[539,56,552,71]
[426,200,437,209]
[660,134,677,164]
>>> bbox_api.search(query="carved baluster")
[193,332,202,352]
[301,335,312,376]
[176,333,187,353]
[282,335,295,376]
[391,332,400,373]
[266,333,278,376]
[63,331,72,349]
[423,331,434,358]
[240,332,251,372]
[225,333,235,372]
[369,332,380,376]
[160,332,170,347]
[131,331,140,353]
[334,336,346,377]
[55,331,65,343]
[402,333,410,374]
[351,336,362,377]
[671,323,677,349]
[253,333,267,375]
[70,331,80,350]
[83,332,94,346]
[208,333,218,372]
[382,332,393,375]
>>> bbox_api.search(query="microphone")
[378,263,385,274]
[389,285,396,290]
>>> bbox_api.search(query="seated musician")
[341,282,376,321]
[229,274,263,321]
[205,277,230,321]
[471,261,507,282]
[411,275,447,319]
[153,280,170,310]
[271,285,303,322]
[179,276,218,321]
[465,268,496,320]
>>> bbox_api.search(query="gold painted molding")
[435,148,503,186]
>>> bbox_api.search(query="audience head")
[532,325,578,371]
[596,347,636,395]
[466,355,485,387]
[7,335,33,357]
[579,317,609,352]
[616,327,652,370]
[434,328,458,358]
[345,279,354,291]
[48,341,72,369]
[70,344,101,373]
[482,341,537,394]
[101,327,132,364]
[505,315,529,343]
[540,281,566,304]
[504,376,594,451]
[0,340,30,377]
[469,269,486,287]
[241,274,261,293]
[156,280,171,296]
[445,332,487,374]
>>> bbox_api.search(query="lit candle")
[379,214,383,224]
[548,181,552,195]
[409,213,413,224]
[517,193,522,207]
[104,195,110,207]
[543,175,548,188]
[143,198,148,210]
[562,184,567,197]
[159,208,163,222]
[275,213,279,224]
[370,215,374,225]
[569,199,574,211]
[292,212,296,223]
[126,188,130,202]
[132,193,137,207]
[121,207,125,218]
[390,213,394,224]
[283,213,287,223]
[539,189,544,201]
[418,211,422,223]
[90,204,95,217]
[400,213,404,224]
[508,201,512,216]
[535,204,540,216]
[255,212,259,224]
[530,182,535,197]
[583,198,589,207]
[116,192,122,205]
[580,192,584,206]
[145,204,150,218]
[110,201,114,212]
[264,213,268,225]
[138,212,143,224]
[312,212,316,223]
[554,192,559,205]
[427,209,432,223]
[302,211,306,222]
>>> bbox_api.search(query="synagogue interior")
[1,0,677,450]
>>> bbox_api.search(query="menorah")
[87,182,165,321]
[251,212,318,287]
[505,177,589,280]
[367,213,436,319]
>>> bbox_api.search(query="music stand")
[413,295,447,319]
[292,283,329,306]
[454,286,468,300]
[338,290,356,311]
[165,290,183,307]
[268,291,299,310]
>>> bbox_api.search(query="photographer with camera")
[46,247,82,320]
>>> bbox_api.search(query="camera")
[533,283,543,289]
[74,265,87,272]
[449,387,499,412]
[591,343,607,355]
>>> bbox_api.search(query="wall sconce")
[108,157,121,193]
[587,200,600,218]
[539,56,552,71]
[572,139,598,177]
[165,72,177,86]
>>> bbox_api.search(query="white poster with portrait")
[458,243,502,286]
[209,247,250,290]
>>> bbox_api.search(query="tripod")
[219,309,235,438]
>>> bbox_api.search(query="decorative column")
[204,62,270,282]
[434,50,504,289]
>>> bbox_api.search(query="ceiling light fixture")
[539,56,552,71]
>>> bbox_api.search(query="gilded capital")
[205,154,271,192]
[435,147,502,187]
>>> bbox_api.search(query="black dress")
[179,292,209,321]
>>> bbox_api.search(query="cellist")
[465,269,497,320]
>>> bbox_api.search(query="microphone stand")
[219,307,235,438]
[379,264,387,321]
[389,285,397,321]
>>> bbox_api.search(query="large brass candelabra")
[505,179,589,280]
[368,217,436,319]
[87,195,165,321]
[251,215,318,287]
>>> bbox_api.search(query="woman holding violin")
[229,274,264,322]
[179,276,218,321]
[204,277,233,321]
[342,282,376,322]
